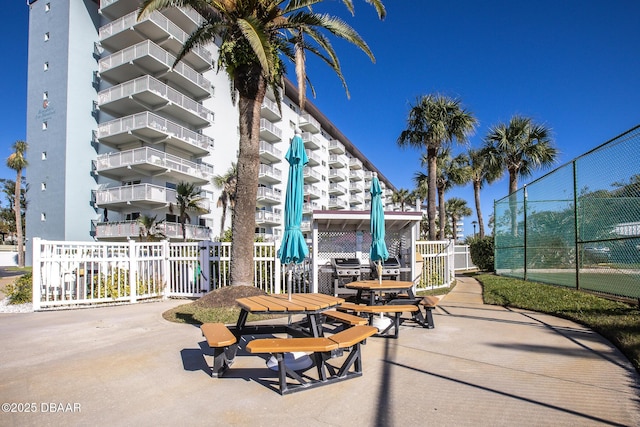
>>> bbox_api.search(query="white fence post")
[32,237,41,311]
[129,240,137,303]
[274,238,281,294]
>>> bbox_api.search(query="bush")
[469,236,495,271]
[3,272,32,304]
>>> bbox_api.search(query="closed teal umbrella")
[369,172,389,284]
[278,130,309,299]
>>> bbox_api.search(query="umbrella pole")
[378,260,382,285]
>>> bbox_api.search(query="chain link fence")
[495,125,640,300]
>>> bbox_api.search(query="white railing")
[415,240,455,289]
[32,239,460,310]
[454,245,476,271]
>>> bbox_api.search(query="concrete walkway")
[1,275,638,426]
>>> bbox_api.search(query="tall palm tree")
[483,115,557,234]
[391,188,411,211]
[6,141,27,267]
[139,0,385,286]
[412,171,428,208]
[435,151,470,239]
[397,94,477,240]
[463,148,502,238]
[174,182,208,241]
[212,162,238,238]
[138,214,166,242]
[445,197,472,244]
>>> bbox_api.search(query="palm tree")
[212,163,238,238]
[138,214,166,242]
[464,148,502,238]
[391,188,412,211]
[6,141,27,267]
[445,197,472,244]
[483,115,557,234]
[412,171,428,208]
[174,182,208,242]
[139,0,385,286]
[397,94,477,240]
[435,151,470,239]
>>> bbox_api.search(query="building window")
[42,121,48,130]
[44,62,49,71]
[44,32,50,41]
[41,213,46,222]
[42,151,47,160]
[45,3,51,12]
[41,182,46,191]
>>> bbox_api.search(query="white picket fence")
[31,238,469,310]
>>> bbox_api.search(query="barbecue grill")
[370,256,401,280]
[331,258,362,286]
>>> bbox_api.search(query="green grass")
[162,303,285,325]
[476,273,640,372]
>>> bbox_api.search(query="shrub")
[3,272,33,304]
[469,236,495,271]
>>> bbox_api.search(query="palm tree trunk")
[473,181,485,238]
[219,201,227,238]
[508,169,519,236]
[427,147,438,241]
[437,185,445,240]
[14,171,24,267]
[230,69,266,286]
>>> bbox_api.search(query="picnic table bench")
[246,325,377,395]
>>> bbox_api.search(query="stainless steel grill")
[331,258,362,279]
[370,256,401,280]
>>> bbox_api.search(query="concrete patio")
[1,275,638,426]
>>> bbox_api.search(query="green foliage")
[469,236,495,271]
[3,272,32,304]
[91,269,155,299]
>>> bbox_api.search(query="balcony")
[98,10,211,71]
[328,196,348,210]
[259,118,283,142]
[258,164,282,184]
[302,132,322,150]
[256,187,282,205]
[94,147,214,184]
[329,169,348,182]
[349,194,364,205]
[160,4,205,35]
[259,140,282,164]
[261,97,281,122]
[328,140,345,154]
[328,183,347,195]
[95,220,210,241]
[99,40,212,100]
[98,75,214,128]
[303,167,321,183]
[349,157,363,169]
[364,171,374,181]
[303,201,320,214]
[97,112,213,156]
[255,210,282,226]
[303,184,322,199]
[99,0,138,20]
[300,220,311,232]
[305,149,321,166]
[350,169,364,181]
[95,183,174,209]
[299,113,320,133]
[328,154,347,168]
[349,182,364,193]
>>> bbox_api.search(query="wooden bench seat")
[323,310,369,328]
[201,323,238,377]
[419,296,439,329]
[338,303,420,338]
[246,325,377,395]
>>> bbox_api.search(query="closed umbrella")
[369,172,389,284]
[277,129,309,300]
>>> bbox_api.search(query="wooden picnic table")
[234,293,345,339]
[345,280,416,306]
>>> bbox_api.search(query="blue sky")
[2,1,639,237]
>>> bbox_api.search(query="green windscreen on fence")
[494,125,640,300]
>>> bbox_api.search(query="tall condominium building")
[25,0,396,261]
